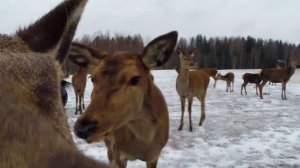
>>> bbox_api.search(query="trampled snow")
[65,69,300,168]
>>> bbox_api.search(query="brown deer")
[200,68,218,88]
[241,73,262,95]
[259,56,297,100]
[216,72,235,92]
[68,42,104,114]
[74,31,178,168]
[176,48,210,131]
[0,0,108,167]
[72,67,89,115]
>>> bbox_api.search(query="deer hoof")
[178,125,183,131]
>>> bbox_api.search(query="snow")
[65,69,300,168]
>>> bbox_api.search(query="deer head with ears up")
[73,31,178,168]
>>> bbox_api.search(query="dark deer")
[74,31,178,168]
[176,48,210,131]
[241,73,262,95]
[216,72,235,92]
[0,0,108,167]
[259,56,297,99]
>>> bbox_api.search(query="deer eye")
[90,76,95,83]
[129,76,141,86]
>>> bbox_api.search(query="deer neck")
[125,81,166,143]
[178,63,190,84]
[287,63,296,78]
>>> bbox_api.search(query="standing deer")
[200,68,218,88]
[176,48,210,131]
[74,31,178,168]
[72,67,88,115]
[0,0,108,167]
[241,73,262,95]
[259,56,297,100]
[216,72,235,92]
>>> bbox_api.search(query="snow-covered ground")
[65,69,300,168]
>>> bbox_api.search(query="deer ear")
[176,47,184,58]
[141,31,178,68]
[68,42,106,67]
[17,0,88,64]
[189,48,197,58]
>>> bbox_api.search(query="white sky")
[1,0,299,44]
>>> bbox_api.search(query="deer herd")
[0,0,298,168]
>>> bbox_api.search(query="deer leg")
[82,94,85,110]
[79,94,82,114]
[198,96,206,126]
[213,78,217,88]
[226,82,229,92]
[231,81,234,92]
[188,98,193,132]
[282,83,287,100]
[241,83,244,95]
[146,158,158,168]
[259,80,268,99]
[178,97,186,131]
[255,83,259,95]
[244,83,248,95]
[75,93,78,115]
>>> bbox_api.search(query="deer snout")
[74,119,97,140]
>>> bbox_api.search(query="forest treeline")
[65,32,300,74]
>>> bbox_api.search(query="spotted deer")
[176,48,210,131]
[216,72,235,92]
[0,0,108,167]
[74,31,178,168]
[259,56,297,100]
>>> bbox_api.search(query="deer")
[176,48,210,131]
[216,72,235,92]
[241,73,262,95]
[199,68,218,88]
[0,0,108,167]
[73,31,178,168]
[259,56,297,100]
[72,67,89,114]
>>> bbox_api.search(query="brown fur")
[0,0,108,167]
[259,56,297,99]
[216,72,235,92]
[199,68,218,88]
[176,48,210,131]
[72,67,89,114]
[74,31,178,168]
[241,73,262,95]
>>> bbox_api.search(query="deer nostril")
[74,119,97,139]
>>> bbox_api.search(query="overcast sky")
[1,0,299,44]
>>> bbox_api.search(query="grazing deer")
[74,31,178,168]
[259,56,297,100]
[216,72,235,92]
[241,73,262,95]
[176,48,210,131]
[0,0,108,167]
[72,67,89,115]
[200,68,218,88]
